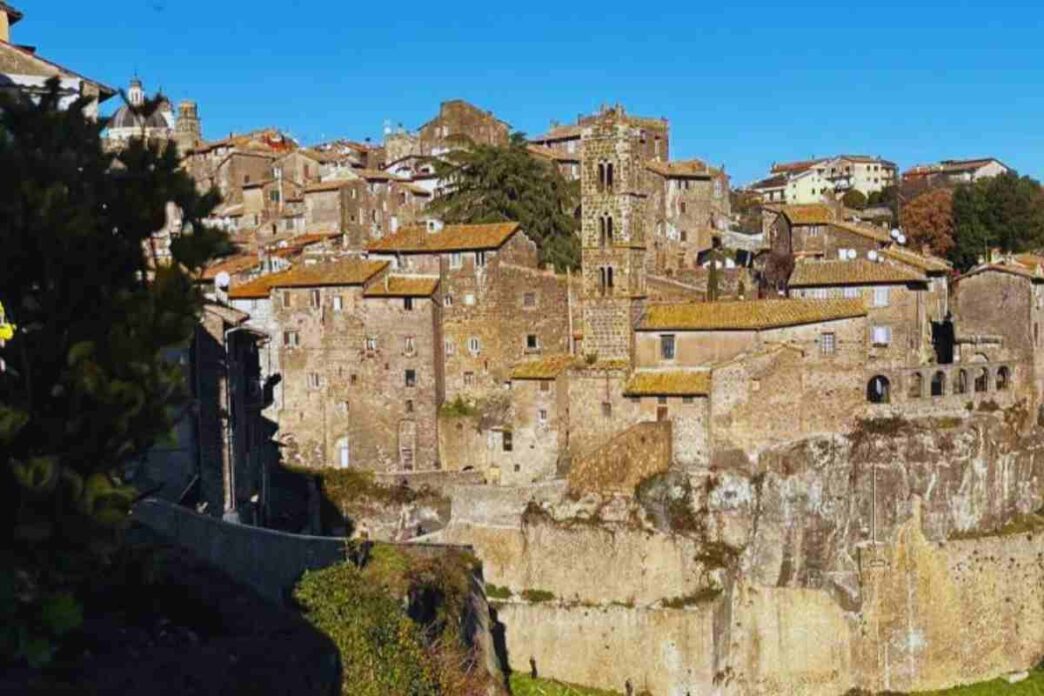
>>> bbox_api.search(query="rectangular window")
[601,402,612,418]
[307,372,321,389]
[405,399,414,414]
[309,289,320,309]
[539,380,551,393]
[873,287,890,307]
[464,294,476,306]
[657,406,669,421]
[682,396,694,404]
[281,290,291,309]
[821,332,836,355]
[871,325,892,346]
[843,287,859,299]
[282,330,299,348]
[444,339,454,355]
[468,337,481,355]
[502,431,513,452]
[538,408,548,424]
[444,294,454,307]
[661,334,676,360]
[404,297,414,310]
[450,253,463,269]
[350,374,357,385]
[475,251,487,267]
[405,369,416,387]
[365,336,377,352]
[332,295,343,312]
[523,292,536,308]
[404,336,416,355]
[464,371,474,386]
[526,334,539,351]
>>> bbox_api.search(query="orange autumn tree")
[900,188,955,257]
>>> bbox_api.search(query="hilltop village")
[8,3,1044,692]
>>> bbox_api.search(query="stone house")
[243,259,444,473]
[0,2,114,117]
[902,158,1012,190]
[644,159,732,274]
[369,222,572,401]
[417,99,510,156]
[788,259,934,368]
[303,174,430,250]
[531,105,670,165]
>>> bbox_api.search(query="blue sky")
[17,0,1044,184]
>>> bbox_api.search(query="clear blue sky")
[17,0,1044,184]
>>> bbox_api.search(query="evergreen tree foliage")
[427,133,580,271]
[950,172,1044,270]
[0,80,226,666]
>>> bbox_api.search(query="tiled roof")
[400,182,432,196]
[771,204,836,225]
[531,124,582,142]
[958,260,1044,282]
[789,260,925,287]
[200,254,260,281]
[267,231,341,258]
[750,174,787,190]
[639,298,867,331]
[645,159,720,179]
[771,158,827,174]
[881,246,951,274]
[304,178,356,193]
[362,275,440,297]
[228,272,288,300]
[354,168,398,181]
[830,220,892,244]
[511,354,576,380]
[264,259,388,290]
[624,370,711,396]
[368,222,520,253]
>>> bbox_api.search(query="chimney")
[0,3,23,44]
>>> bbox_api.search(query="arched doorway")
[931,371,946,397]
[954,369,968,395]
[335,437,350,469]
[997,366,1011,390]
[908,372,924,399]
[867,375,891,404]
[974,367,989,393]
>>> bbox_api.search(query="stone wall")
[568,421,672,494]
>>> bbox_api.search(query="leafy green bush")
[440,395,480,418]
[0,80,225,667]
[520,589,555,603]
[484,583,512,600]
[661,587,723,609]
[294,546,494,696]
[510,673,622,695]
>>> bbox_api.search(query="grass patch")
[661,587,723,608]
[439,395,479,418]
[520,589,555,603]
[913,668,1044,694]
[510,673,622,696]
[949,512,1044,541]
[484,583,512,600]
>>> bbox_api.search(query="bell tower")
[579,106,647,361]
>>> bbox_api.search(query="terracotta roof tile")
[262,259,388,291]
[624,370,711,396]
[228,272,289,300]
[368,222,520,253]
[510,354,576,380]
[531,124,582,142]
[881,246,951,274]
[770,204,837,225]
[830,220,892,244]
[789,260,925,287]
[362,275,440,297]
[304,179,356,193]
[639,298,867,331]
[200,254,260,281]
[645,159,720,178]
[527,144,580,163]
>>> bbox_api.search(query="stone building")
[182,129,296,206]
[302,173,431,250]
[751,155,898,204]
[232,258,444,473]
[903,157,1012,190]
[417,99,510,156]
[644,159,731,274]
[104,78,175,150]
[0,2,114,117]
[369,221,572,400]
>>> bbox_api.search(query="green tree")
[428,133,580,271]
[0,80,226,666]
[950,173,1044,270]
[842,189,868,210]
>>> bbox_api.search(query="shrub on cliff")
[294,546,497,696]
[0,80,225,667]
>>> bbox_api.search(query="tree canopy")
[427,133,580,271]
[841,189,867,210]
[900,188,955,257]
[0,81,226,666]
[949,173,1044,270]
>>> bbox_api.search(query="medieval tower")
[579,106,647,361]
[174,100,203,154]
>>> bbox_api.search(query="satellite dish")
[848,249,857,260]
[215,271,231,289]
[868,250,878,261]
[890,228,901,239]
[897,234,907,245]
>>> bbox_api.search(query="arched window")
[954,369,968,395]
[599,216,606,247]
[598,267,608,296]
[997,366,1011,390]
[605,216,614,243]
[931,371,946,397]
[908,373,923,399]
[606,266,614,292]
[974,367,989,393]
[605,162,614,191]
[867,375,891,404]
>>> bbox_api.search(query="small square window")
[821,332,837,355]
[444,339,455,355]
[657,396,668,405]
[350,374,358,385]
[332,295,343,312]
[657,406,669,421]
[526,334,539,350]
[307,372,321,389]
[475,251,487,267]
[404,297,414,310]
[282,330,299,348]
[464,294,476,306]
[682,396,694,404]
[450,253,463,269]
[464,371,475,386]
[405,369,416,387]
[502,431,513,452]
[661,334,676,360]
[444,294,454,307]
[365,336,377,351]
[405,399,414,413]
[538,408,548,424]
[523,292,536,308]
[601,402,612,418]
[539,380,551,393]
[404,336,416,355]
[468,337,481,355]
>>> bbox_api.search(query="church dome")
[107,78,174,134]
